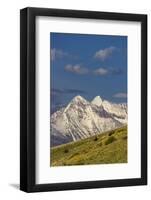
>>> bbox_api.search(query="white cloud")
[65,64,88,75]
[113,93,127,98]
[51,48,68,61]
[94,68,108,76]
[94,46,116,61]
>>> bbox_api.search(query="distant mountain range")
[50,95,127,147]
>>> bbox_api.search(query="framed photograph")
[20,7,147,192]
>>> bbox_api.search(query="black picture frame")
[20,7,147,193]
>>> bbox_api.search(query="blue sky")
[50,32,127,113]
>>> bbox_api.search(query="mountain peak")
[91,96,103,106]
[63,95,88,113]
[71,95,87,103]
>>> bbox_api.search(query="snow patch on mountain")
[91,96,103,106]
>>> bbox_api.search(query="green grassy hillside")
[50,126,127,166]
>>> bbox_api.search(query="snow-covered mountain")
[92,96,127,124]
[51,95,127,147]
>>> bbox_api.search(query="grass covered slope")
[50,126,127,166]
